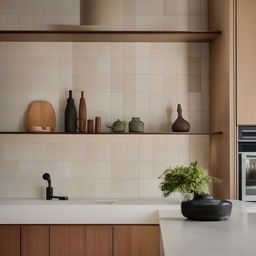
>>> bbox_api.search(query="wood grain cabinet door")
[50,226,113,256]
[21,226,50,256]
[50,226,86,256]
[237,0,256,124]
[85,226,112,256]
[114,225,160,256]
[0,226,20,256]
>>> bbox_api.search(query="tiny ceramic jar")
[129,117,144,133]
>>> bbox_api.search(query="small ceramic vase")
[129,117,144,133]
[172,104,190,132]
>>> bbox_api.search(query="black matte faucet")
[42,173,68,200]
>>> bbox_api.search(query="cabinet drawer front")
[50,226,86,256]
[114,225,160,256]
[0,226,20,256]
[21,226,49,256]
[85,226,113,256]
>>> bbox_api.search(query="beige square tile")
[84,142,111,162]
[189,0,201,15]
[189,75,201,92]
[31,144,46,161]
[136,43,150,57]
[149,0,163,15]
[123,57,136,74]
[135,0,150,16]
[164,0,177,15]
[136,15,150,29]
[136,57,150,74]
[139,179,162,198]
[189,15,201,30]
[111,74,123,93]
[111,56,123,74]
[111,162,138,179]
[111,142,138,162]
[139,162,166,179]
[123,43,136,57]
[123,74,136,92]
[72,162,111,179]
[0,162,19,178]
[189,112,202,131]
[3,143,32,161]
[150,58,165,74]
[136,75,150,92]
[45,143,71,161]
[97,57,111,74]
[111,179,138,197]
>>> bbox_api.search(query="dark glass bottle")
[65,90,77,132]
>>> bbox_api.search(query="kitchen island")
[0,199,255,256]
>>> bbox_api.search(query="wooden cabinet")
[50,225,112,256]
[237,0,256,124]
[0,225,160,256]
[85,226,112,256]
[114,225,160,256]
[21,226,49,256]
[0,226,20,256]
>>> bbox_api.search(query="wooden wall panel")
[114,225,160,256]
[0,226,20,256]
[21,226,49,256]
[209,0,236,199]
[237,0,256,124]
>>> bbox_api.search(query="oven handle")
[241,153,256,159]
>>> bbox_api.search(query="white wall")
[0,0,210,198]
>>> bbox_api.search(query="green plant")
[159,161,221,199]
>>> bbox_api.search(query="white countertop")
[0,198,179,224]
[159,201,256,256]
[1,198,256,256]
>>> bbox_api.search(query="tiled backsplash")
[0,0,208,30]
[0,42,209,133]
[0,134,209,198]
[0,0,210,199]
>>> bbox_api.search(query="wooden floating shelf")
[0,30,221,42]
[0,132,223,135]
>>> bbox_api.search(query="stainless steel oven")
[238,126,256,201]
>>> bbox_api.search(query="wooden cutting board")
[25,101,56,132]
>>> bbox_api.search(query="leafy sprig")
[159,161,221,198]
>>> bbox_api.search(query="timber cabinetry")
[114,225,160,256]
[21,226,50,256]
[0,226,20,256]
[50,225,112,256]
[0,225,160,256]
[237,0,256,125]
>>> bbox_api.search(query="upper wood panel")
[0,30,221,42]
[237,0,256,125]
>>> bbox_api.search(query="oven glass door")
[242,153,256,200]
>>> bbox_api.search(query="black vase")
[172,104,190,132]
[65,90,77,132]
[181,194,232,221]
